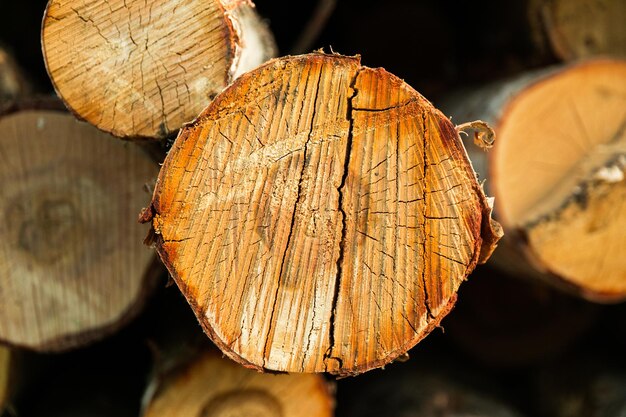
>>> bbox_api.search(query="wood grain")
[0,108,160,350]
[42,0,275,140]
[145,53,501,375]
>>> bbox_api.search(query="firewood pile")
[0,0,624,416]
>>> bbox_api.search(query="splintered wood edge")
[41,0,275,140]
[141,351,335,417]
[143,53,501,375]
[0,103,163,351]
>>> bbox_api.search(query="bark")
[529,0,626,60]
[41,0,276,140]
[0,103,161,351]
[141,351,334,417]
[142,52,501,375]
[440,58,626,302]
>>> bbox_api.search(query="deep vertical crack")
[263,69,323,369]
[324,68,360,371]
[420,112,435,320]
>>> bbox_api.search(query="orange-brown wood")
[42,0,276,140]
[142,352,334,417]
[144,53,501,375]
[0,106,160,350]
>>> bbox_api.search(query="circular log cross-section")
[145,53,501,375]
[0,108,159,350]
[142,353,334,417]
[443,59,626,301]
[42,0,276,140]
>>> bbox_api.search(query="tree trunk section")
[440,59,626,302]
[42,0,276,140]
[0,104,161,351]
[529,0,626,60]
[142,52,501,375]
[141,351,334,417]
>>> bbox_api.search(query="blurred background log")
[41,0,276,140]
[440,59,626,302]
[529,0,626,61]
[142,351,334,417]
[0,47,29,107]
[0,104,161,351]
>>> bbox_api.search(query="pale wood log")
[42,0,276,140]
[440,59,626,302]
[142,52,502,375]
[529,0,626,60]
[141,351,334,417]
[0,105,161,350]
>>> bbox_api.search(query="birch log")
[441,59,626,302]
[142,52,502,375]
[0,105,160,350]
[41,0,276,140]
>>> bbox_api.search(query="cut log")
[141,351,334,417]
[0,105,160,351]
[441,59,626,302]
[529,0,626,60]
[445,268,599,368]
[41,0,276,140]
[142,52,502,375]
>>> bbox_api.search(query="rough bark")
[141,351,334,417]
[440,59,626,302]
[0,104,161,351]
[142,52,501,375]
[41,0,276,140]
[529,0,626,60]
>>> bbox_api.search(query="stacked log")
[441,59,626,301]
[142,351,334,417]
[41,0,276,140]
[0,105,160,350]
